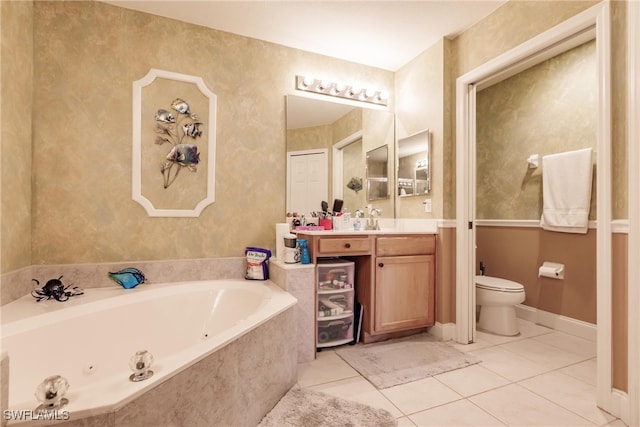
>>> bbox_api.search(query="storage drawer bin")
[318,288,354,318]
[316,259,354,291]
[317,317,354,346]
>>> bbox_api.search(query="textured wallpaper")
[448,0,601,219]
[395,39,445,219]
[476,41,597,220]
[26,1,393,265]
[2,0,630,271]
[1,1,33,273]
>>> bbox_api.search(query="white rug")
[258,388,397,427]
[336,333,481,389]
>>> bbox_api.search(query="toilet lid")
[475,275,524,293]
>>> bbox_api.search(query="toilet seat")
[475,275,524,293]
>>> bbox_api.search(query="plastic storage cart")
[316,258,355,348]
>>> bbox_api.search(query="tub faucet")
[366,208,381,230]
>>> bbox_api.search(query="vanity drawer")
[318,237,372,255]
[376,235,436,256]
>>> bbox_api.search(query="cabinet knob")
[378,262,384,268]
[345,243,351,249]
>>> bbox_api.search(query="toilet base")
[477,305,520,336]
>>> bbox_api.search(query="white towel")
[540,148,593,234]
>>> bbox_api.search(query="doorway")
[286,149,328,216]
[455,1,618,419]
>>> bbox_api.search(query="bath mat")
[258,388,397,427]
[335,333,480,389]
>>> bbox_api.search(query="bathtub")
[1,279,298,426]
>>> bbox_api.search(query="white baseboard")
[430,322,456,341]
[515,304,597,342]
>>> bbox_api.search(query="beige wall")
[1,1,33,274]
[395,39,445,219]
[476,226,597,324]
[448,0,601,219]
[476,41,597,220]
[12,1,393,269]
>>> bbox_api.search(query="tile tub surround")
[43,305,297,427]
[1,257,247,306]
[269,260,316,363]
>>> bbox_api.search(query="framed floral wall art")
[132,68,217,217]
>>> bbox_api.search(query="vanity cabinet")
[296,231,436,345]
[372,236,435,334]
[370,235,436,338]
[374,255,434,332]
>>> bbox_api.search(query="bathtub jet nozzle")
[129,350,154,382]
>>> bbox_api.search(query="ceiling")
[103,1,506,72]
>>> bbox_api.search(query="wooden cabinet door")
[373,254,435,333]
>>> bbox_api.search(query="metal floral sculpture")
[155,98,203,188]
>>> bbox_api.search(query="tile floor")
[296,319,627,426]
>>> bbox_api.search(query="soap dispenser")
[353,209,362,231]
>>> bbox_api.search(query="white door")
[286,149,328,217]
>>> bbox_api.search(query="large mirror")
[286,94,394,217]
[397,129,430,197]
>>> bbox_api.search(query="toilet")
[475,275,526,336]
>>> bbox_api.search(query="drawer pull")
[378,262,384,268]
[344,243,351,249]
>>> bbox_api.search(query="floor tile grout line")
[489,336,593,370]
[464,395,510,427]
[475,334,604,426]
[296,372,365,389]
[431,369,512,399]
[514,379,604,426]
[296,321,613,427]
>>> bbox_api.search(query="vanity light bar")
[295,75,388,106]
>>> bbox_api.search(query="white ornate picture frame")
[132,68,217,217]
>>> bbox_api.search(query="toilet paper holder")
[538,262,564,279]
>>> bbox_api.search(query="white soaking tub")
[1,279,298,426]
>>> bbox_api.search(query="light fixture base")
[295,75,388,106]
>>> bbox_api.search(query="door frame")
[627,0,640,425]
[285,149,328,215]
[332,130,363,202]
[455,1,619,417]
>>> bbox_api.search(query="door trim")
[332,130,363,202]
[627,0,640,425]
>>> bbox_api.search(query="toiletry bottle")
[298,239,311,264]
[353,209,362,231]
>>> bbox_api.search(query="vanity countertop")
[294,219,439,235]
[294,229,436,236]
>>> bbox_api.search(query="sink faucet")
[366,208,381,230]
